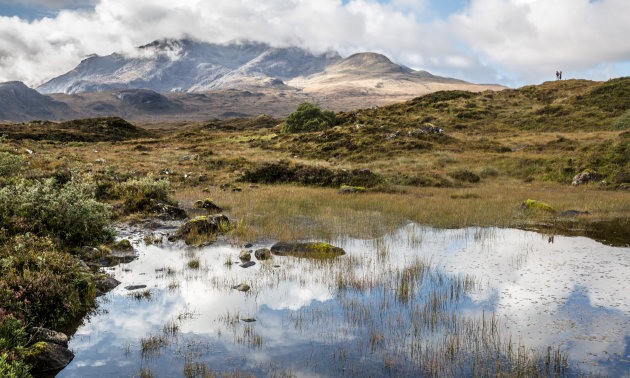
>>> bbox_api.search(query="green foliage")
[612,109,630,130]
[0,314,30,377]
[281,103,336,133]
[0,235,96,328]
[113,175,174,212]
[0,152,24,178]
[0,175,113,246]
[0,352,31,378]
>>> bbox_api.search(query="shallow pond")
[59,225,630,377]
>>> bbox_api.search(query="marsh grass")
[176,181,630,243]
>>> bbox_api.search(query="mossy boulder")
[520,199,558,213]
[270,242,345,258]
[177,215,231,245]
[150,200,187,220]
[114,239,133,251]
[194,198,223,213]
[254,248,272,260]
[339,185,366,194]
[25,341,74,374]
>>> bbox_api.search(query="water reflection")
[59,225,630,377]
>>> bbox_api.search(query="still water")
[59,225,630,377]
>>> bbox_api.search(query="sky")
[0,0,629,88]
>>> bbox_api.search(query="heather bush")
[0,234,94,327]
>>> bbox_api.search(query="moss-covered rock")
[339,185,366,194]
[194,198,223,213]
[25,341,74,374]
[177,215,231,245]
[270,242,345,258]
[520,199,558,213]
[114,239,133,251]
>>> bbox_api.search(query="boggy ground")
[0,77,629,376]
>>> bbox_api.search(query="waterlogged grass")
[176,181,630,243]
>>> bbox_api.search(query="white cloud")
[0,0,628,87]
[451,0,630,82]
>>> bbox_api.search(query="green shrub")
[281,103,336,133]
[449,169,481,183]
[113,175,174,212]
[0,175,113,246]
[0,152,24,178]
[612,109,630,130]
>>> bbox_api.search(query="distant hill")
[0,81,76,122]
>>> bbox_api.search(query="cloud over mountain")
[0,0,629,88]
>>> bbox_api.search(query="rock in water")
[177,214,231,245]
[239,249,252,262]
[125,285,147,290]
[95,276,120,292]
[233,283,250,292]
[26,342,74,374]
[270,242,345,258]
[254,248,271,260]
[240,261,256,268]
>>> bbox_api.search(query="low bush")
[449,169,481,183]
[0,152,25,178]
[112,175,174,212]
[281,103,336,133]
[0,176,113,246]
[241,161,384,188]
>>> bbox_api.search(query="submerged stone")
[240,261,256,268]
[270,242,345,258]
[125,285,147,291]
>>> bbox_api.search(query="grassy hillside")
[253,77,630,186]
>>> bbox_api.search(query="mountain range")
[1,40,505,123]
